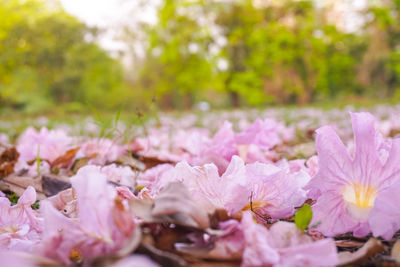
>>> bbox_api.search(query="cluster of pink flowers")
[14,127,125,176]
[2,110,400,266]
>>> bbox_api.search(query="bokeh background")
[0,0,399,115]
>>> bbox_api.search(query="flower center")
[242,200,269,211]
[69,248,83,263]
[343,183,377,208]
[0,225,19,234]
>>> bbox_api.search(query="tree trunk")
[229,91,240,108]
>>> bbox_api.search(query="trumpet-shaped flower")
[166,156,307,219]
[306,112,400,237]
[192,121,238,172]
[38,165,136,265]
[244,162,309,219]
[369,180,400,239]
[176,156,249,215]
[241,212,338,267]
[235,118,281,151]
[75,138,123,165]
[0,186,42,252]
[17,127,71,163]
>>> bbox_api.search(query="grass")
[0,95,398,140]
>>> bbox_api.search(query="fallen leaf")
[0,174,71,199]
[335,240,365,248]
[50,147,80,170]
[71,157,91,173]
[0,174,45,199]
[391,239,400,263]
[338,238,384,266]
[41,174,71,197]
[294,203,312,230]
[131,152,174,170]
[116,154,145,171]
[0,145,19,178]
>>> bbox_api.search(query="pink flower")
[100,164,136,187]
[369,180,400,239]
[306,112,400,237]
[0,251,38,267]
[175,156,249,215]
[0,186,42,252]
[175,219,245,260]
[306,155,319,177]
[14,161,50,177]
[241,212,338,267]
[116,186,135,200]
[165,156,308,219]
[192,121,237,172]
[136,164,175,192]
[76,138,122,165]
[0,134,9,144]
[38,165,136,265]
[207,219,245,259]
[245,162,309,219]
[235,119,281,150]
[17,127,72,163]
[110,255,160,267]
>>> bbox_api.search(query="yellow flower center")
[242,200,269,211]
[0,225,19,234]
[342,183,377,208]
[69,248,83,263]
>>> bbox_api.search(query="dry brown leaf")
[0,174,45,199]
[335,239,365,248]
[71,157,91,173]
[41,174,71,197]
[50,147,80,170]
[391,239,400,263]
[116,154,145,171]
[0,174,71,199]
[0,145,19,178]
[338,238,384,266]
[132,153,174,170]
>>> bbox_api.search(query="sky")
[59,0,159,57]
[60,0,159,27]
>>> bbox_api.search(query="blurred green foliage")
[138,0,400,108]
[2,0,400,113]
[0,0,127,113]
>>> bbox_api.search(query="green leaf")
[294,204,313,231]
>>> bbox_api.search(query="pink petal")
[369,181,400,240]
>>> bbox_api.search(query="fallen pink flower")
[175,156,249,215]
[76,138,122,165]
[244,161,309,219]
[241,212,338,267]
[369,180,400,239]
[307,112,400,237]
[110,255,160,267]
[100,164,136,187]
[37,165,136,265]
[17,127,72,163]
[0,186,42,252]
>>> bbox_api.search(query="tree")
[0,0,126,112]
